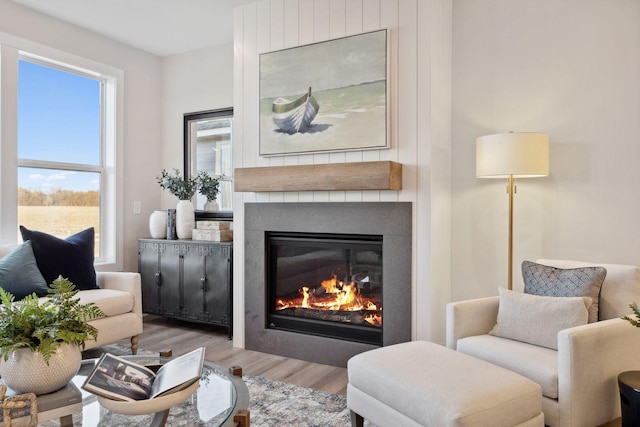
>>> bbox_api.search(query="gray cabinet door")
[157,243,182,317]
[138,241,181,316]
[138,240,160,313]
[182,244,232,326]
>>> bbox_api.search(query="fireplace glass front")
[266,231,383,345]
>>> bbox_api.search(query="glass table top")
[39,356,249,427]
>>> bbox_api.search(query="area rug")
[78,344,368,427]
[244,373,350,427]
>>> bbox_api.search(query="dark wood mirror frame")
[184,108,234,220]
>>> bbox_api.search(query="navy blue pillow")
[0,241,50,300]
[20,226,98,290]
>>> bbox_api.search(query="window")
[0,39,123,269]
[17,59,103,256]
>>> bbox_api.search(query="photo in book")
[81,347,205,401]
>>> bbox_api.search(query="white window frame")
[0,33,124,271]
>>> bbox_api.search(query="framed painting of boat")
[259,29,388,156]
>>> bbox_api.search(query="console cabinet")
[138,239,232,337]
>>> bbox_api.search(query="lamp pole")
[507,175,515,290]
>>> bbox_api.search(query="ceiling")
[11,0,235,57]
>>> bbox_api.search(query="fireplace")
[245,202,411,367]
[266,231,383,346]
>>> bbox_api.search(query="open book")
[81,347,205,401]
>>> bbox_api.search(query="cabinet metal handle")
[155,271,161,286]
[200,276,207,291]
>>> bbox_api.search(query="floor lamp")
[476,132,549,290]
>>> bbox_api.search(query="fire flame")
[365,313,382,327]
[321,275,341,293]
[276,275,381,326]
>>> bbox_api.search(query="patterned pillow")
[522,260,606,322]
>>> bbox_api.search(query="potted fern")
[0,276,105,394]
[623,303,640,327]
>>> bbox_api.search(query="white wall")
[160,44,234,208]
[0,0,162,272]
[5,0,636,347]
[452,0,640,300]
[232,0,452,347]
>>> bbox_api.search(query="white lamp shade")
[476,132,549,178]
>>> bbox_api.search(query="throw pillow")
[490,287,591,350]
[20,226,98,290]
[0,241,50,300]
[522,260,606,322]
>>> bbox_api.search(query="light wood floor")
[112,316,624,426]
[113,314,348,396]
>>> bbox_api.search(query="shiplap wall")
[232,0,451,347]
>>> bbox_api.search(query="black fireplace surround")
[266,231,383,346]
[244,202,412,367]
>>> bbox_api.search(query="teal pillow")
[0,241,49,300]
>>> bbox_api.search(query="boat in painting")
[272,87,320,134]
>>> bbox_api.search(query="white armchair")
[0,244,143,355]
[447,259,640,427]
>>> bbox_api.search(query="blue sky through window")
[18,60,100,192]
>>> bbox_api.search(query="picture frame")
[183,108,234,220]
[259,29,389,156]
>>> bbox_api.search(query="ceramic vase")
[0,343,81,395]
[176,200,195,239]
[149,210,167,238]
[204,199,219,212]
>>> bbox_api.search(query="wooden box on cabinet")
[138,239,233,338]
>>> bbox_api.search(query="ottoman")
[347,341,544,427]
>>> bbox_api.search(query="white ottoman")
[347,341,544,427]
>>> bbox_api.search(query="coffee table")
[37,355,249,427]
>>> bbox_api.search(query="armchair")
[447,259,640,427]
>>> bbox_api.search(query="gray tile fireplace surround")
[244,202,412,367]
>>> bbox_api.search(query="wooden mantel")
[234,161,402,192]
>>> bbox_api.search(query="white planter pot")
[176,200,195,239]
[204,199,219,212]
[149,210,167,238]
[0,343,81,395]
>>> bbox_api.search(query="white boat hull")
[272,88,319,134]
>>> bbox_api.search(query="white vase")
[149,210,167,238]
[0,343,81,395]
[204,199,219,212]
[176,200,195,239]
